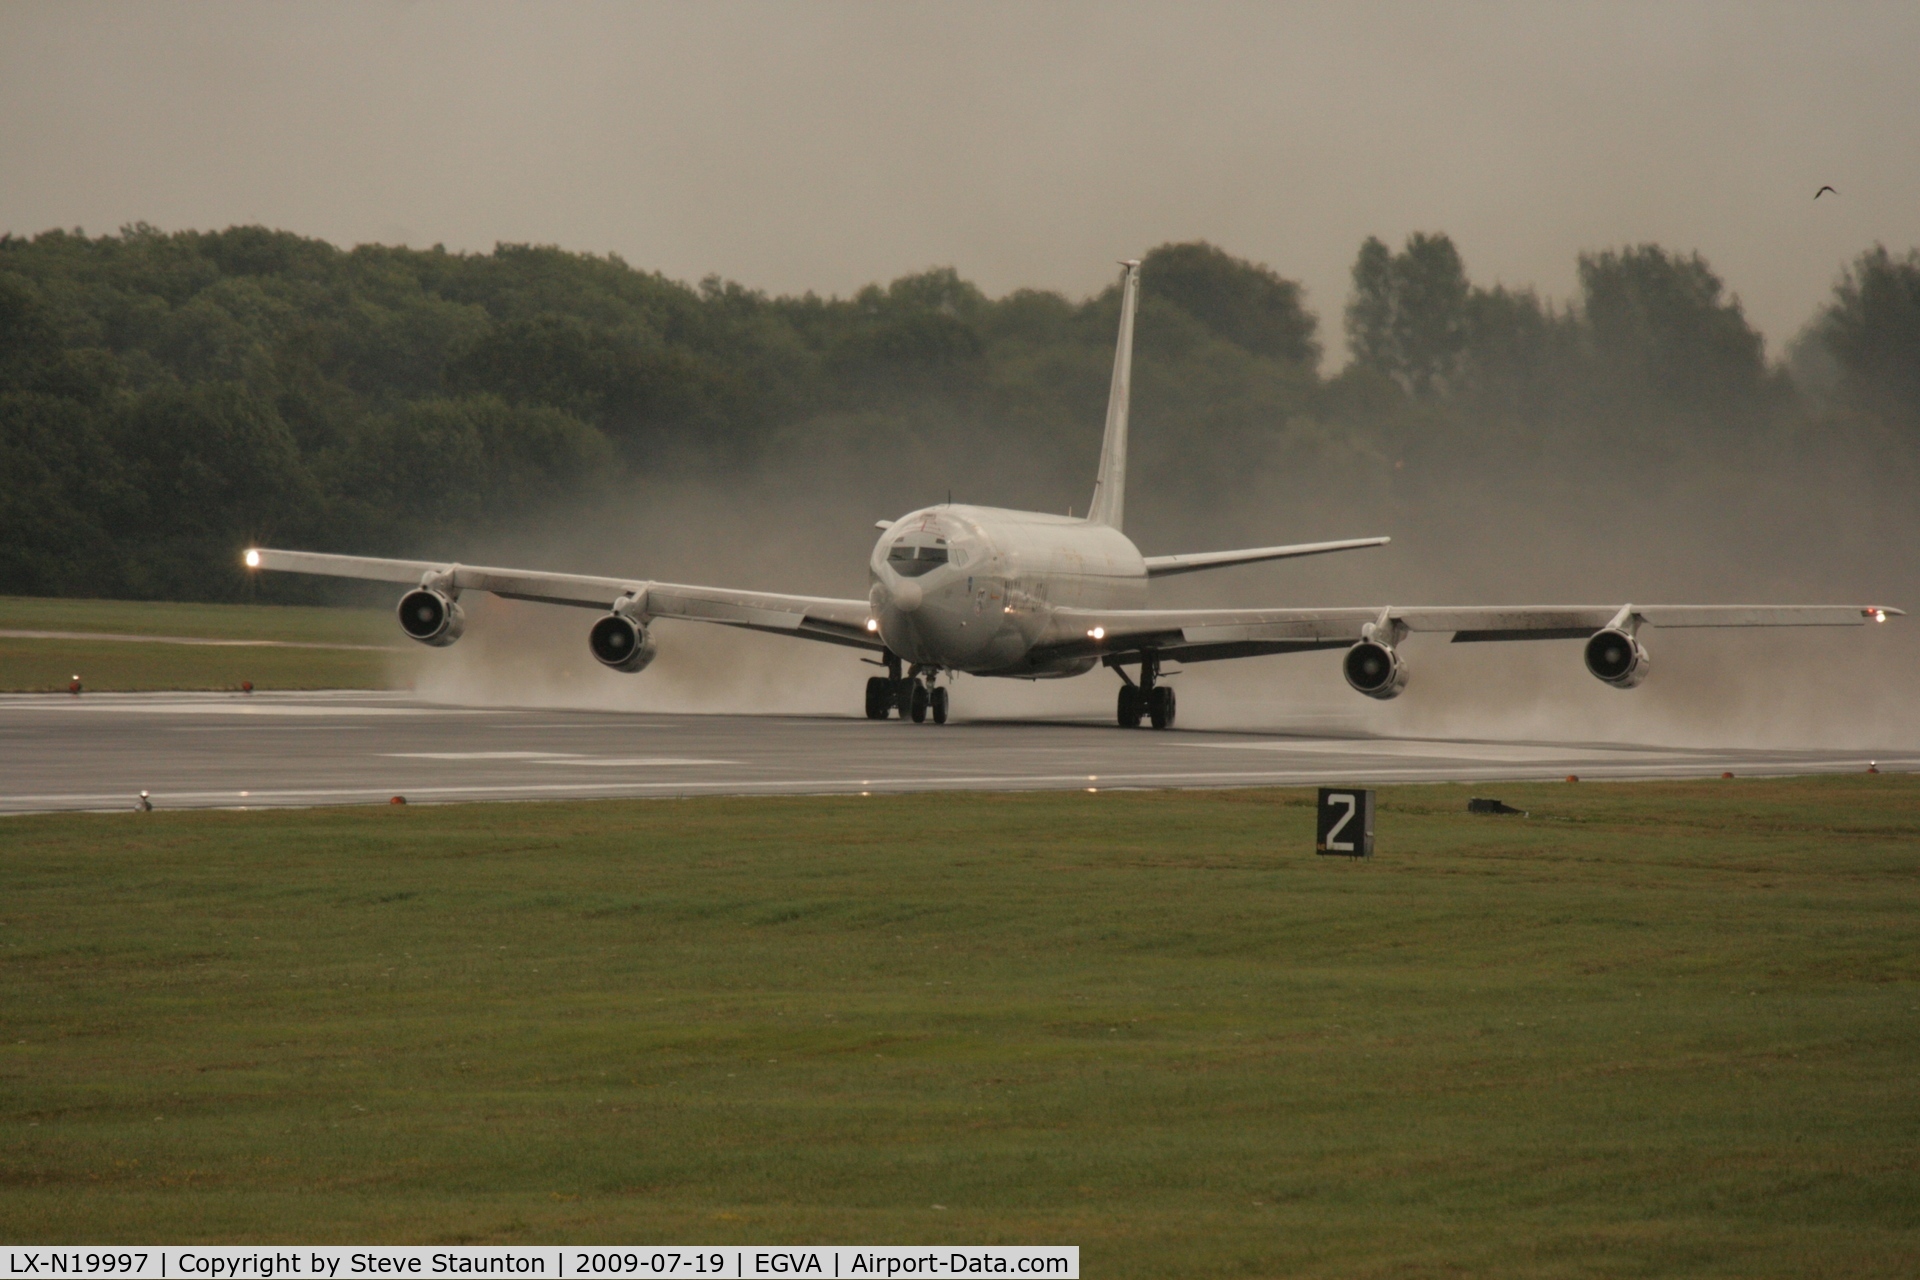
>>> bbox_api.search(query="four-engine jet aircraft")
[245,261,1901,728]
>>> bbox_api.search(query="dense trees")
[1817,246,1920,435]
[0,223,1914,601]
[1346,233,1471,396]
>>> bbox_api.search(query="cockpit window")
[888,541,950,577]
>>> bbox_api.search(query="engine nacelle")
[1343,640,1408,700]
[397,588,464,647]
[588,613,657,673]
[1584,627,1650,688]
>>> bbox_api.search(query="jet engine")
[396,588,464,647]
[588,613,657,673]
[1584,627,1649,688]
[1343,639,1408,700]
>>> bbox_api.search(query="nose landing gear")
[1115,654,1176,729]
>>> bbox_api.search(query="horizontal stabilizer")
[1143,536,1390,578]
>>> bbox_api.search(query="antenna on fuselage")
[1087,259,1140,531]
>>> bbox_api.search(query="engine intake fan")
[396,588,464,647]
[589,613,657,673]
[1584,627,1649,688]
[1343,640,1408,700]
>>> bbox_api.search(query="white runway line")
[385,751,585,760]
[2,694,1908,816]
[529,757,738,767]
[4,759,1906,814]
[1182,738,1688,763]
[8,701,486,716]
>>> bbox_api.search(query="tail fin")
[1087,259,1141,529]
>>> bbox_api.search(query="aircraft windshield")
[888,542,950,578]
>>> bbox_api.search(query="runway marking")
[1183,739,1675,763]
[8,702,487,717]
[386,751,585,760]
[0,628,403,652]
[5,760,1906,813]
[383,752,734,766]
[530,757,737,767]
[484,722,682,730]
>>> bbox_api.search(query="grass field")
[0,596,402,692]
[3,778,1917,1274]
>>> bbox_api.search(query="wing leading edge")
[244,548,883,651]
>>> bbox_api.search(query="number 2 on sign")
[1324,793,1357,852]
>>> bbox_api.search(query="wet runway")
[0,691,1908,814]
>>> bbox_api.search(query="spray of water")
[397,428,1919,751]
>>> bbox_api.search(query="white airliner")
[244,261,1900,728]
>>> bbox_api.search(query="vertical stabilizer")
[1087,259,1141,529]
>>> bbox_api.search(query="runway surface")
[0,691,1909,815]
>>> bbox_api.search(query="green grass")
[0,596,403,691]
[3,778,1917,1274]
[0,596,395,645]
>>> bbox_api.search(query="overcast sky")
[3,1,1916,363]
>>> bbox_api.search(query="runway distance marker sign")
[1316,787,1375,857]
[0,1249,1078,1279]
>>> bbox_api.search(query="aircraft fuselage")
[869,503,1147,677]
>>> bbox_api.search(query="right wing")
[244,548,884,651]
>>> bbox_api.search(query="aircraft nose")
[889,578,924,613]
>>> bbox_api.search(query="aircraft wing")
[1038,602,1901,665]
[244,548,884,651]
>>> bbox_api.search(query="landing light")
[1874,608,1888,623]
[865,618,879,632]
[244,549,261,568]
[1088,626,1106,640]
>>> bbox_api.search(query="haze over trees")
[1,223,1915,601]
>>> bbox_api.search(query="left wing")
[1036,602,1901,665]
[245,548,884,651]
[1142,535,1389,578]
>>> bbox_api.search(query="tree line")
[1,223,1915,600]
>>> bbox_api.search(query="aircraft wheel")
[910,682,930,723]
[1117,685,1144,728]
[1148,685,1176,729]
[864,676,892,720]
[931,686,949,725]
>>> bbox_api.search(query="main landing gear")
[864,655,948,724]
[1115,655,1176,729]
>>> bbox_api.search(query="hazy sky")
[4,1,1916,362]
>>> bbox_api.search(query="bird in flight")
[1815,185,1838,199]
